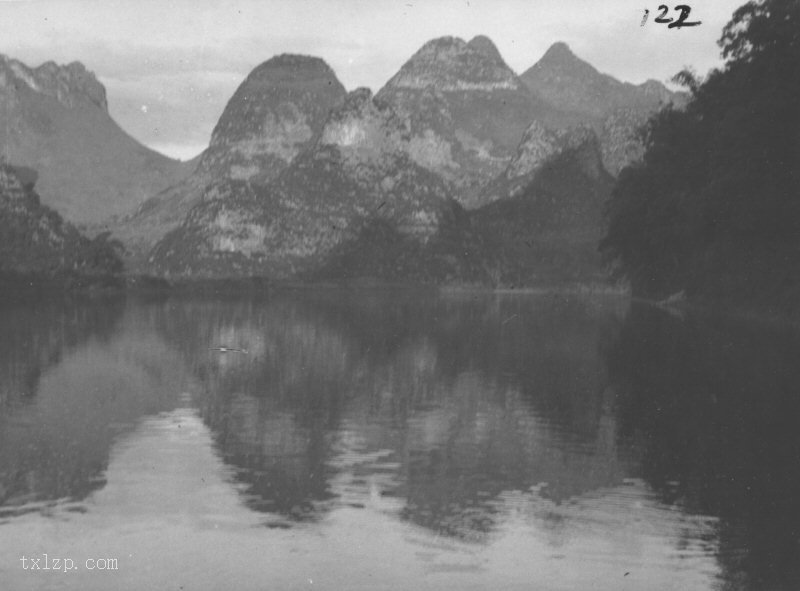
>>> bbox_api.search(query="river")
[0,289,798,590]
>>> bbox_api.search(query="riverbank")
[5,270,797,331]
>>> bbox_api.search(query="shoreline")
[2,271,798,329]
[1,270,629,296]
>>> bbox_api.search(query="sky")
[0,0,745,161]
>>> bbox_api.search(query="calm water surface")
[0,290,798,590]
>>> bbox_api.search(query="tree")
[79,231,125,275]
[601,0,800,305]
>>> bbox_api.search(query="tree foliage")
[601,0,800,306]
[81,231,125,275]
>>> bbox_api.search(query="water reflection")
[0,297,123,408]
[607,304,800,591]
[0,291,797,589]
[160,293,634,537]
[0,298,192,515]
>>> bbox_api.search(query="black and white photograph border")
[0,1,798,590]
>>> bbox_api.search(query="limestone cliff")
[376,36,575,208]
[113,54,346,257]
[147,89,480,282]
[482,121,605,203]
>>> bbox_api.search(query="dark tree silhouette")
[601,0,800,309]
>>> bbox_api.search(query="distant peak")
[206,52,346,161]
[420,36,468,51]
[522,41,598,81]
[467,35,503,60]
[246,54,340,84]
[414,35,504,62]
[381,34,520,92]
[541,42,578,63]
[0,54,107,111]
[265,53,329,67]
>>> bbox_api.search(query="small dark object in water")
[208,346,248,354]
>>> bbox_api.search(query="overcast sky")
[0,0,744,160]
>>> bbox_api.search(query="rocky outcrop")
[482,121,604,203]
[597,107,652,176]
[381,35,522,92]
[148,89,479,281]
[471,125,614,286]
[113,54,347,257]
[376,36,574,208]
[0,55,191,224]
[0,57,107,111]
[0,163,122,275]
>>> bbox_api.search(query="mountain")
[471,124,615,286]
[122,37,684,286]
[0,55,191,224]
[112,54,347,257]
[520,42,687,175]
[0,162,122,276]
[520,42,682,122]
[142,40,637,285]
[148,88,486,283]
[196,54,348,184]
[375,36,577,209]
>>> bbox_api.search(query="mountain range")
[1,37,684,286]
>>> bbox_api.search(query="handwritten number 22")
[654,5,701,28]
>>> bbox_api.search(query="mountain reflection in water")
[0,290,798,590]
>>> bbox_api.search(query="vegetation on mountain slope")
[0,163,124,279]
